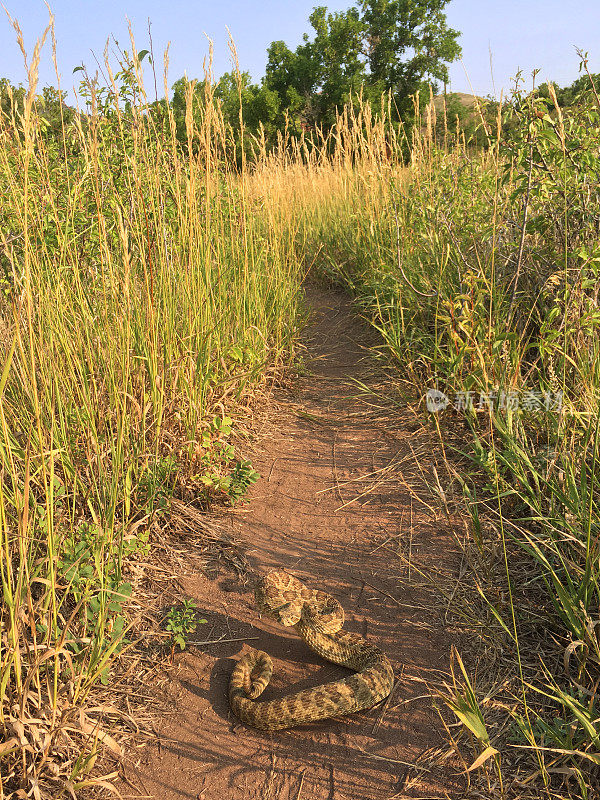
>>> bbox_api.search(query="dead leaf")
[466,745,499,772]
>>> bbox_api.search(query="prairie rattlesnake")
[229,570,394,730]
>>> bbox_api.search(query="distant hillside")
[420,92,493,144]
[433,92,480,110]
[423,92,482,120]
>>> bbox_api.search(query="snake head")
[254,570,305,626]
[254,589,301,626]
[301,596,344,633]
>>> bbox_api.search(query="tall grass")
[0,18,302,796]
[3,11,600,798]
[251,77,600,797]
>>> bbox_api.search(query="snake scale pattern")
[229,570,394,731]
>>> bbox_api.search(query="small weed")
[196,415,260,504]
[166,600,207,650]
[137,455,180,513]
[228,459,260,501]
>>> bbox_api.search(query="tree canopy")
[265,0,461,129]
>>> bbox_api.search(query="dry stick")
[267,457,279,481]
[334,473,392,512]
[388,693,435,713]
[443,547,469,626]
[508,130,534,321]
[329,442,430,500]
[186,636,259,646]
[391,191,437,298]
[354,743,432,772]
[120,762,153,799]
[332,430,343,505]
[370,679,397,734]
[295,769,306,800]
[408,497,414,583]
[315,457,399,495]
[360,578,428,612]
[369,532,399,555]
[577,48,600,111]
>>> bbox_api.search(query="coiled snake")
[229,570,394,731]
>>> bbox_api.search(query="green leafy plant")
[228,459,260,501]
[195,415,260,503]
[166,600,207,650]
[136,455,179,513]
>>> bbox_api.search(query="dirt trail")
[129,289,463,800]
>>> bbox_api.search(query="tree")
[169,72,281,163]
[265,6,369,130]
[265,0,461,128]
[39,86,75,140]
[264,38,319,133]
[0,78,25,127]
[538,72,600,108]
[305,6,366,125]
[360,0,460,104]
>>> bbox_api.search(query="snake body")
[229,570,394,731]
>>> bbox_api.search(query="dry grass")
[0,16,301,798]
[2,9,599,800]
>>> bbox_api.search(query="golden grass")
[2,9,599,799]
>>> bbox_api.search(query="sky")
[1,1,599,103]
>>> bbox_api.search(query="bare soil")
[124,288,465,800]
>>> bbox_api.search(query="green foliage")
[228,459,261,501]
[0,76,25,124]
[166,600,207,650]
[195,416,260,504]
[169,71,281,160]
[538,70,600,108]
[429,92,501,148]
[137,455,179,513]
[265,0,460,129]
[39,85,75,139]
[359,0,461,109]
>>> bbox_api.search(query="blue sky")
[1,1,599,102]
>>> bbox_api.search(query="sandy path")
[128,288,463,800]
